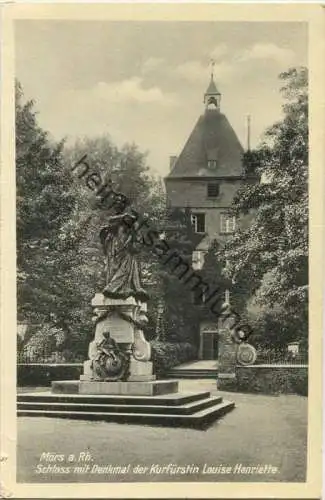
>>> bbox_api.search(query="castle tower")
[164,71,249,360]
[165,73,245,253]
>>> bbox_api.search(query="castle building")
[164,73,252,359]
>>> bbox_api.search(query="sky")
[15,21,307,177]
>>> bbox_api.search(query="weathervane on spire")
[210,59,215,80]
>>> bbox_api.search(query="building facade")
[164,74,252,359]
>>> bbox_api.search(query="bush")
[237,366,308,395]
[151,341,197,375]
[290,369,308,396]
[17,363,83,386]
[18,324,66,362]
[255,346,308,365]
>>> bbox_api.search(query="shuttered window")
[207,183,220,198]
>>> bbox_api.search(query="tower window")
[207,160,218,169]
[207,183,220,198]
[207,96,220,109]
[220,214,236,234]
[191,213,205,233]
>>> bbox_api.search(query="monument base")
[81,359,155,382]
[128,359,155,382]
[18,384,235,429]
[52,379,178,396]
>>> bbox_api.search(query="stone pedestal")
[51,293,181,399]
[51,379,178,396]
[78,380,177,396]
[128,359,155,381]
[91,293,138,346]
[217,306,238,391]
[80,293,154,386]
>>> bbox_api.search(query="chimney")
[169,156,177,171]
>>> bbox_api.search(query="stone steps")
[17,395,222,415]
[17,400,234,429]
[165,370,217,379]
[17,391,234,429]
[18,390,211,406]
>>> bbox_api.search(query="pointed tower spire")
[204,60,221,110]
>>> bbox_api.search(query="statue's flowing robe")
[100,217,148,301]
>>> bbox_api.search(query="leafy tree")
[223,67,308,346]
[16,81,76,328]
[16,86,164,357]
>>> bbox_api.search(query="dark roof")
[205,78,220,95]
[167,109,244,179]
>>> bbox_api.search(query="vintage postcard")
[0,3,323,499]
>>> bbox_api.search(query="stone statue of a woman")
[100,212,148,302]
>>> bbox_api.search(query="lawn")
[17,380,307,483]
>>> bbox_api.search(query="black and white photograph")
[0,3,323,498]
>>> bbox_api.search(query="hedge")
[236,365,308,396]
[18,342,198,385]
[17,363,83,387]
[151,341,197,375]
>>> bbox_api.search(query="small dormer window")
[207,160,217,169]
[207,183,219,198]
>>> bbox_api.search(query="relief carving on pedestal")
[89,332,130,381]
